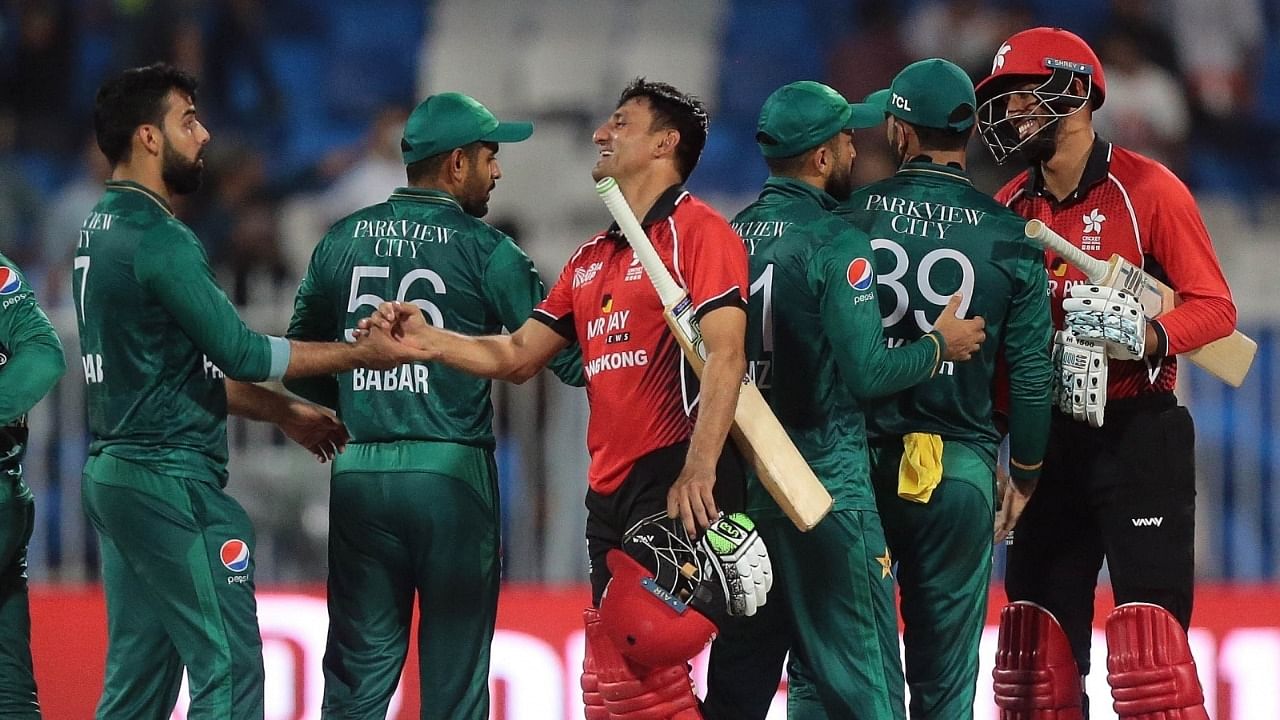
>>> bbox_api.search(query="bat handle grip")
[1025,219,1107,282]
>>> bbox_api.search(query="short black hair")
[617,77,709,181]
[405,141,485,185]
[761,133,842,177]
[94,62,199,166]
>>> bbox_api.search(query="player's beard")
[459,164,492,218]
[825,158,854,202]
[162,141,204,195]
[1015,117,1061,166]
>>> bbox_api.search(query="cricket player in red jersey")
[975,28,1237,720]
[362,78,771,720]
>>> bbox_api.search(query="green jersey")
[72,181,290,482]
[0,254,65,475]
[732,177,943,517]
[838,161,1053,481]
[287,187,582,455]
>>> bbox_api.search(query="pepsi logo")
[0,267,20,295]
[220,539,250,572]
[846,258,874,291]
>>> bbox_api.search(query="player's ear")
[135,123,162,158]
[655,128,679,159]
[449,147,467,180]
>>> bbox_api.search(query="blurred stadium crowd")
[3,0,1279,584]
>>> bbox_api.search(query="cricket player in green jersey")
[702,81,987,720]
[73,64,418,720]
[286,92,583,720]
[0,254,66,719]
[837,59,1054,719]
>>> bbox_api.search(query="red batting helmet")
[975,27,1106,164]
[597,550,718,672]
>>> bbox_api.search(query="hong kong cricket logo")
[993,43,1012,72]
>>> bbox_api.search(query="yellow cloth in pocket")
[898,433,944,503]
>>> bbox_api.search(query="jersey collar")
[1023,136,1113,204]
[606,184,689,238]
[896,157,973,185]
[759,175,838,210]
[104,180,174,217]
[387,186,464,211]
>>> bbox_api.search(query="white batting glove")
[700,513,772,617]
[1063,284,1146,361]
[1053,330,1108,427]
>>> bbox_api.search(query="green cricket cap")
[853,58,977,131]
[401,92,533,165]
[755,81,884,158]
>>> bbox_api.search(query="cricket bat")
[1026,219,1256,387]
[596,177,832,531]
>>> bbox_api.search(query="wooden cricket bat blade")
[730,385,833,530]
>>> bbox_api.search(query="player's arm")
[366,303,570,384]
[482,237,584,387]
[1142,173,1237,357]
[137,230,408,382]
[993,240,1054,541]
[226,379,348,462]
[283,240,340,409]
[668,304,747,534]
[816,230,983,398]
[1004,242,1054,485]
[0,267,66,423]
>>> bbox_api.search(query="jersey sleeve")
[483,237,584,387]
[676,209,748,320]
[0,265,66,423]
[812,228,941,399]
[135,226,285,382]
[283,236,340,408]
[1142,170,1237,356]
[532,251,578,341]
[1001,237,1054,484]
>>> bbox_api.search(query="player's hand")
[1063,284,1146,360]
[667,460,719,537]
[278,400,348,463]
[1053,330,1107,427]
[358,302,443,360]
[933,294,986,361]
[993,466,1035,544]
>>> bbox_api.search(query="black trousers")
[1005,392,1197,676]
[585,441,746,605]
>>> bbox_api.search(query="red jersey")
[534,186,748,494]
[996,139,1236,399]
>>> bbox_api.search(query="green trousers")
[870,440,995,720]
[321,442,499,720]
[0,476,39,719]
[82,453,264,720]
[704,509,906,720]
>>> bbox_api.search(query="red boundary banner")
[31,584,1280,719]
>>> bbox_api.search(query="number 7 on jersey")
[596,177,833,531]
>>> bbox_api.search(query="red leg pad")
[582,609,609,720]
[584,606,702,720]
[1105,603,1208,720]
[993,601,1084,719]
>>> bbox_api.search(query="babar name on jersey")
[352,363,430,393]
[861,193,987,240]
[730,220,793,256]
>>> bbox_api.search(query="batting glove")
[700,513,772,617]
[1063,284,1146,361]
[1053,329,1108,427]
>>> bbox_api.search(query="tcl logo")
[891,93,913,111]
